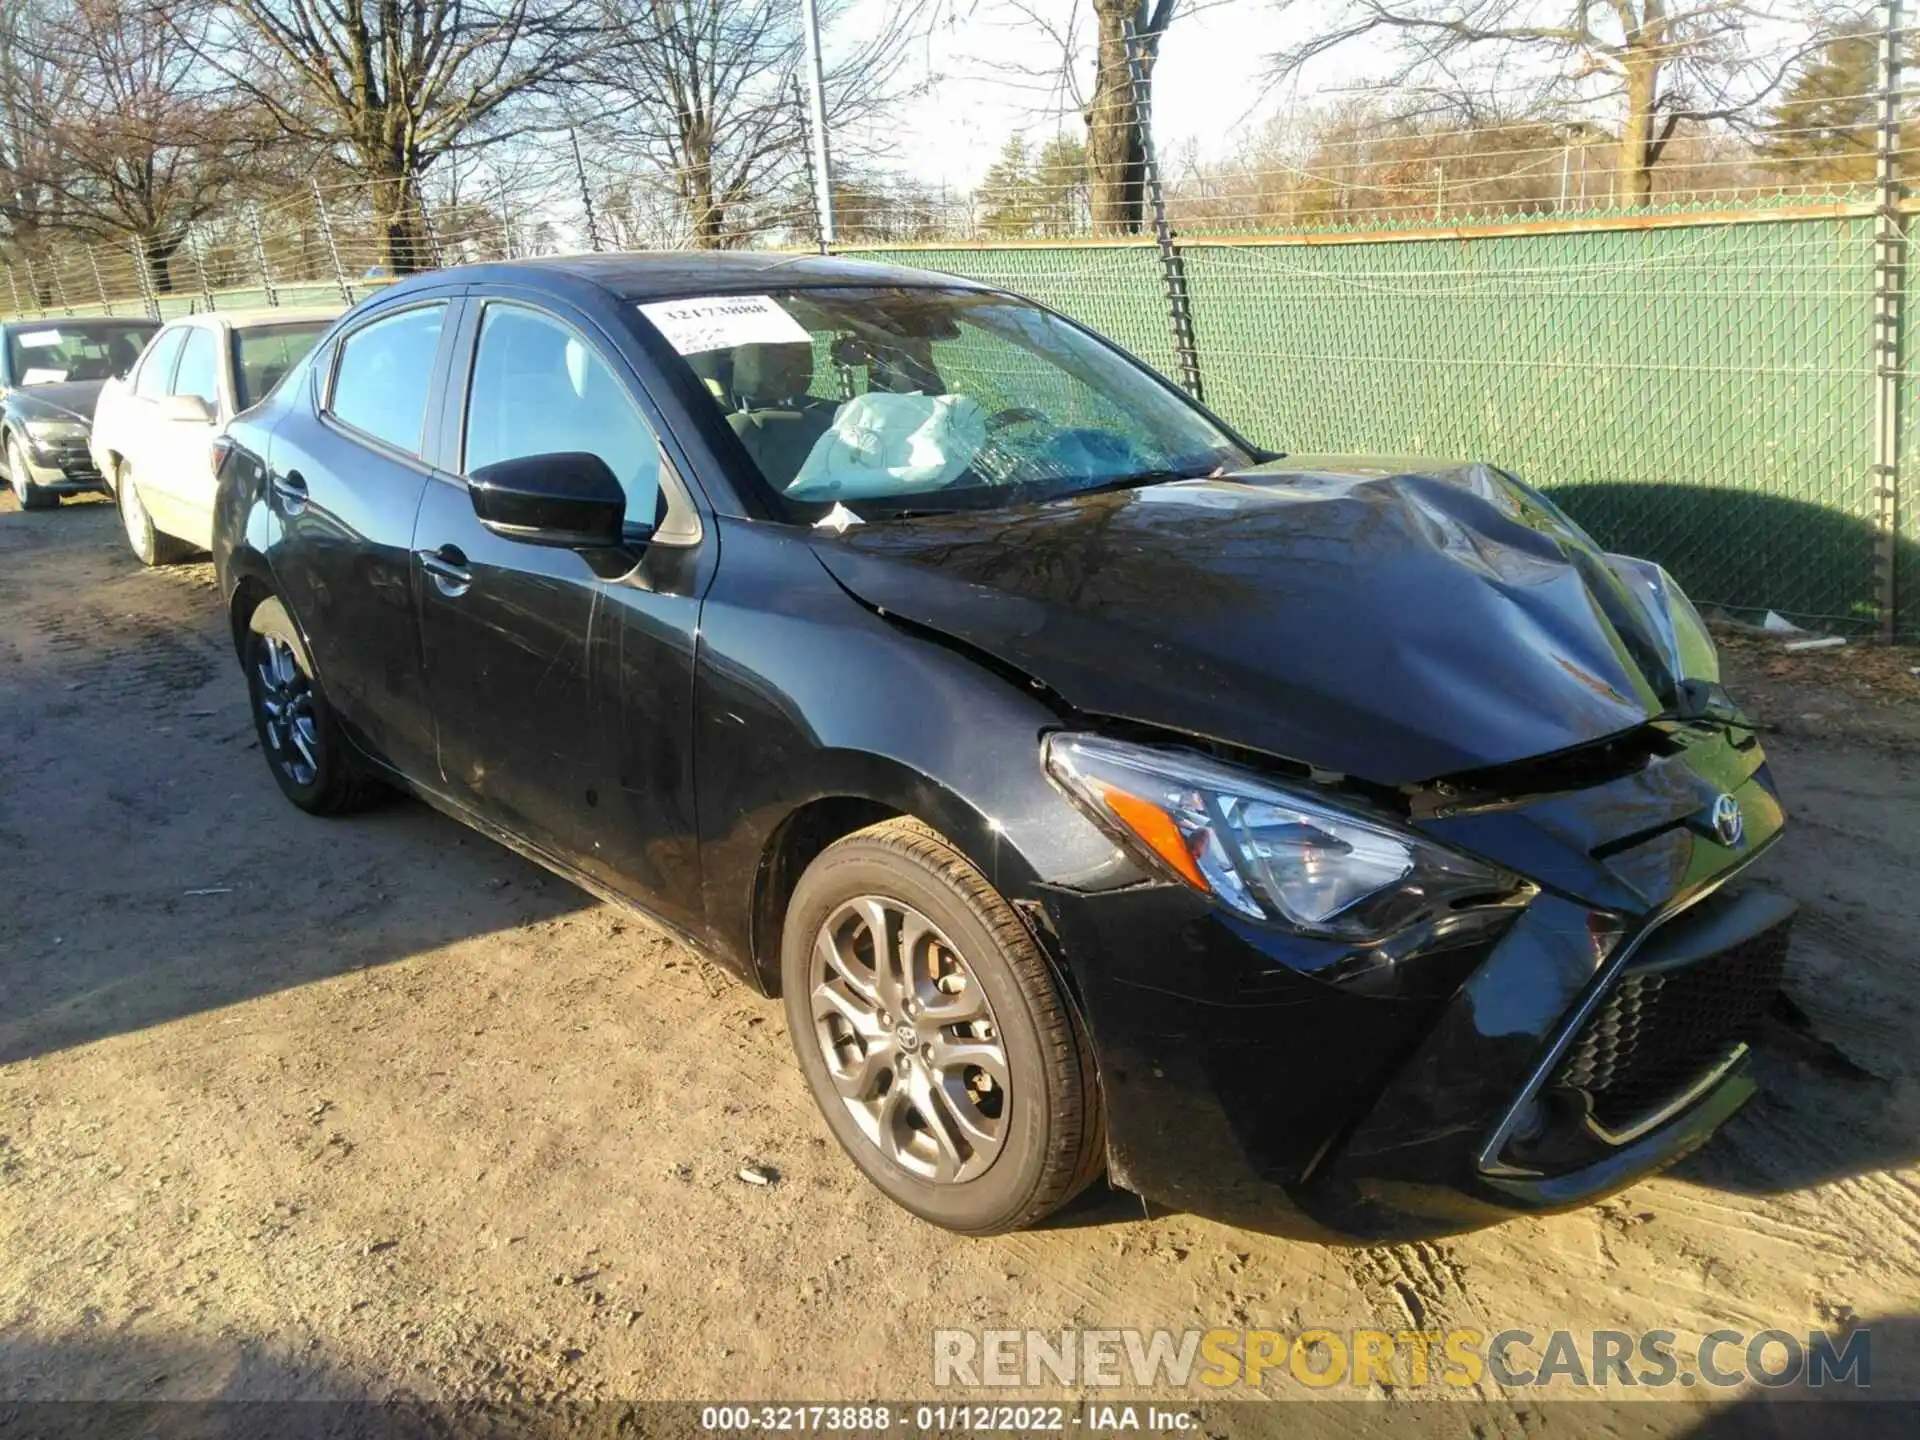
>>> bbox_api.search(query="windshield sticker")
[637,294,810,355]
[20,367,68,385]
[17,330,62,348]
[812,501,865,533]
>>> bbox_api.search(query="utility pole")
[792,77,826,247]
[800,0,836,251]
[570,128,604,253]
[1872,0,1905,640]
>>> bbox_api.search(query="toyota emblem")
[1711,793,1745,848]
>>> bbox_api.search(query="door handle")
[416,543,471,597]
[270,470,308,515]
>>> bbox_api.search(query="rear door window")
[232,324,330,410]
[134,328,187,399]
[172,328,220,408]
[328,304,448,456]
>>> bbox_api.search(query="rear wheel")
[781,817,1104,1234]
[243,597,381,815]
[117,465,194,566]
[7,436,56,510]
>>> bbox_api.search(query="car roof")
[1,315,157,331]
[383,250,991,305]
[162,306,344,332]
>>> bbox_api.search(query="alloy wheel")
[808,896,1010,1184]
[254,634,320,787]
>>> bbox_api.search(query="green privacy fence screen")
[844,206,1912,638]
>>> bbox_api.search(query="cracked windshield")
[642,287,1253,518]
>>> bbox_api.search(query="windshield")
[6,321,156,386]
[232,323,331,410]
[639,286,1252,520]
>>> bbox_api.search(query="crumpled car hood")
[5,379,105,424]
[809,457,1702,786]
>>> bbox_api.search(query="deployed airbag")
[789,392,988,500]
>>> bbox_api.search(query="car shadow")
[1546,482,1917,640]
[1664,998,1914,1202]
[0,1327,551,1438]
[0,505,597,1068]
[0,799,593,1068]
[1679,1312,1920,1432]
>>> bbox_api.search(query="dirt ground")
[2,490,1917,1432]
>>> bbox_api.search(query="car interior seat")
[725,343,836,489]
[67,344,115,382]
[684,349,734,409]
[107,334,143,378]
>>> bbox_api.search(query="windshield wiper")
[1066,464,1224,500]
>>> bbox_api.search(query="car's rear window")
[231,323,331,410]
[7,322,156,385]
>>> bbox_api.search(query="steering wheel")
[963,407,1051,486]
[985,406,1048,433]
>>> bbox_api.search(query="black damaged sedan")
[211,253,1790,1240]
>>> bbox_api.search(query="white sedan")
[91,307,339,565]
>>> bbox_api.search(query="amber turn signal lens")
[1096,782,1210,893]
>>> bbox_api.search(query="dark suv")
[211,254,1790,1239]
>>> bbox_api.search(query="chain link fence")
[841,204,1907,638]
[0,198,1908,638]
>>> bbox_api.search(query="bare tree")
[991,0,1185,234]
[579,0,924,248]
[18,0,258,291]
[1265,0,1837,206]
[0,0,78,257]
[194,0,593,273]
[1083,0,1176,232]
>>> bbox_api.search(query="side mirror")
[467,452,632,549]
[157,393,215,424]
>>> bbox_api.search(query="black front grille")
[50,443,97,477]
[1554,919,1790,1135]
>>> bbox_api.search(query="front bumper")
[1034,723,1789,1241]
[12,435,105,494]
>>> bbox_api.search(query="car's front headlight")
[24,418,86,446]
[1044,733,1520,941]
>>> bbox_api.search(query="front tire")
[7,436,56,510]
[117,464,194,566]
[242,597,381,815]
[781,817,1104,1234]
